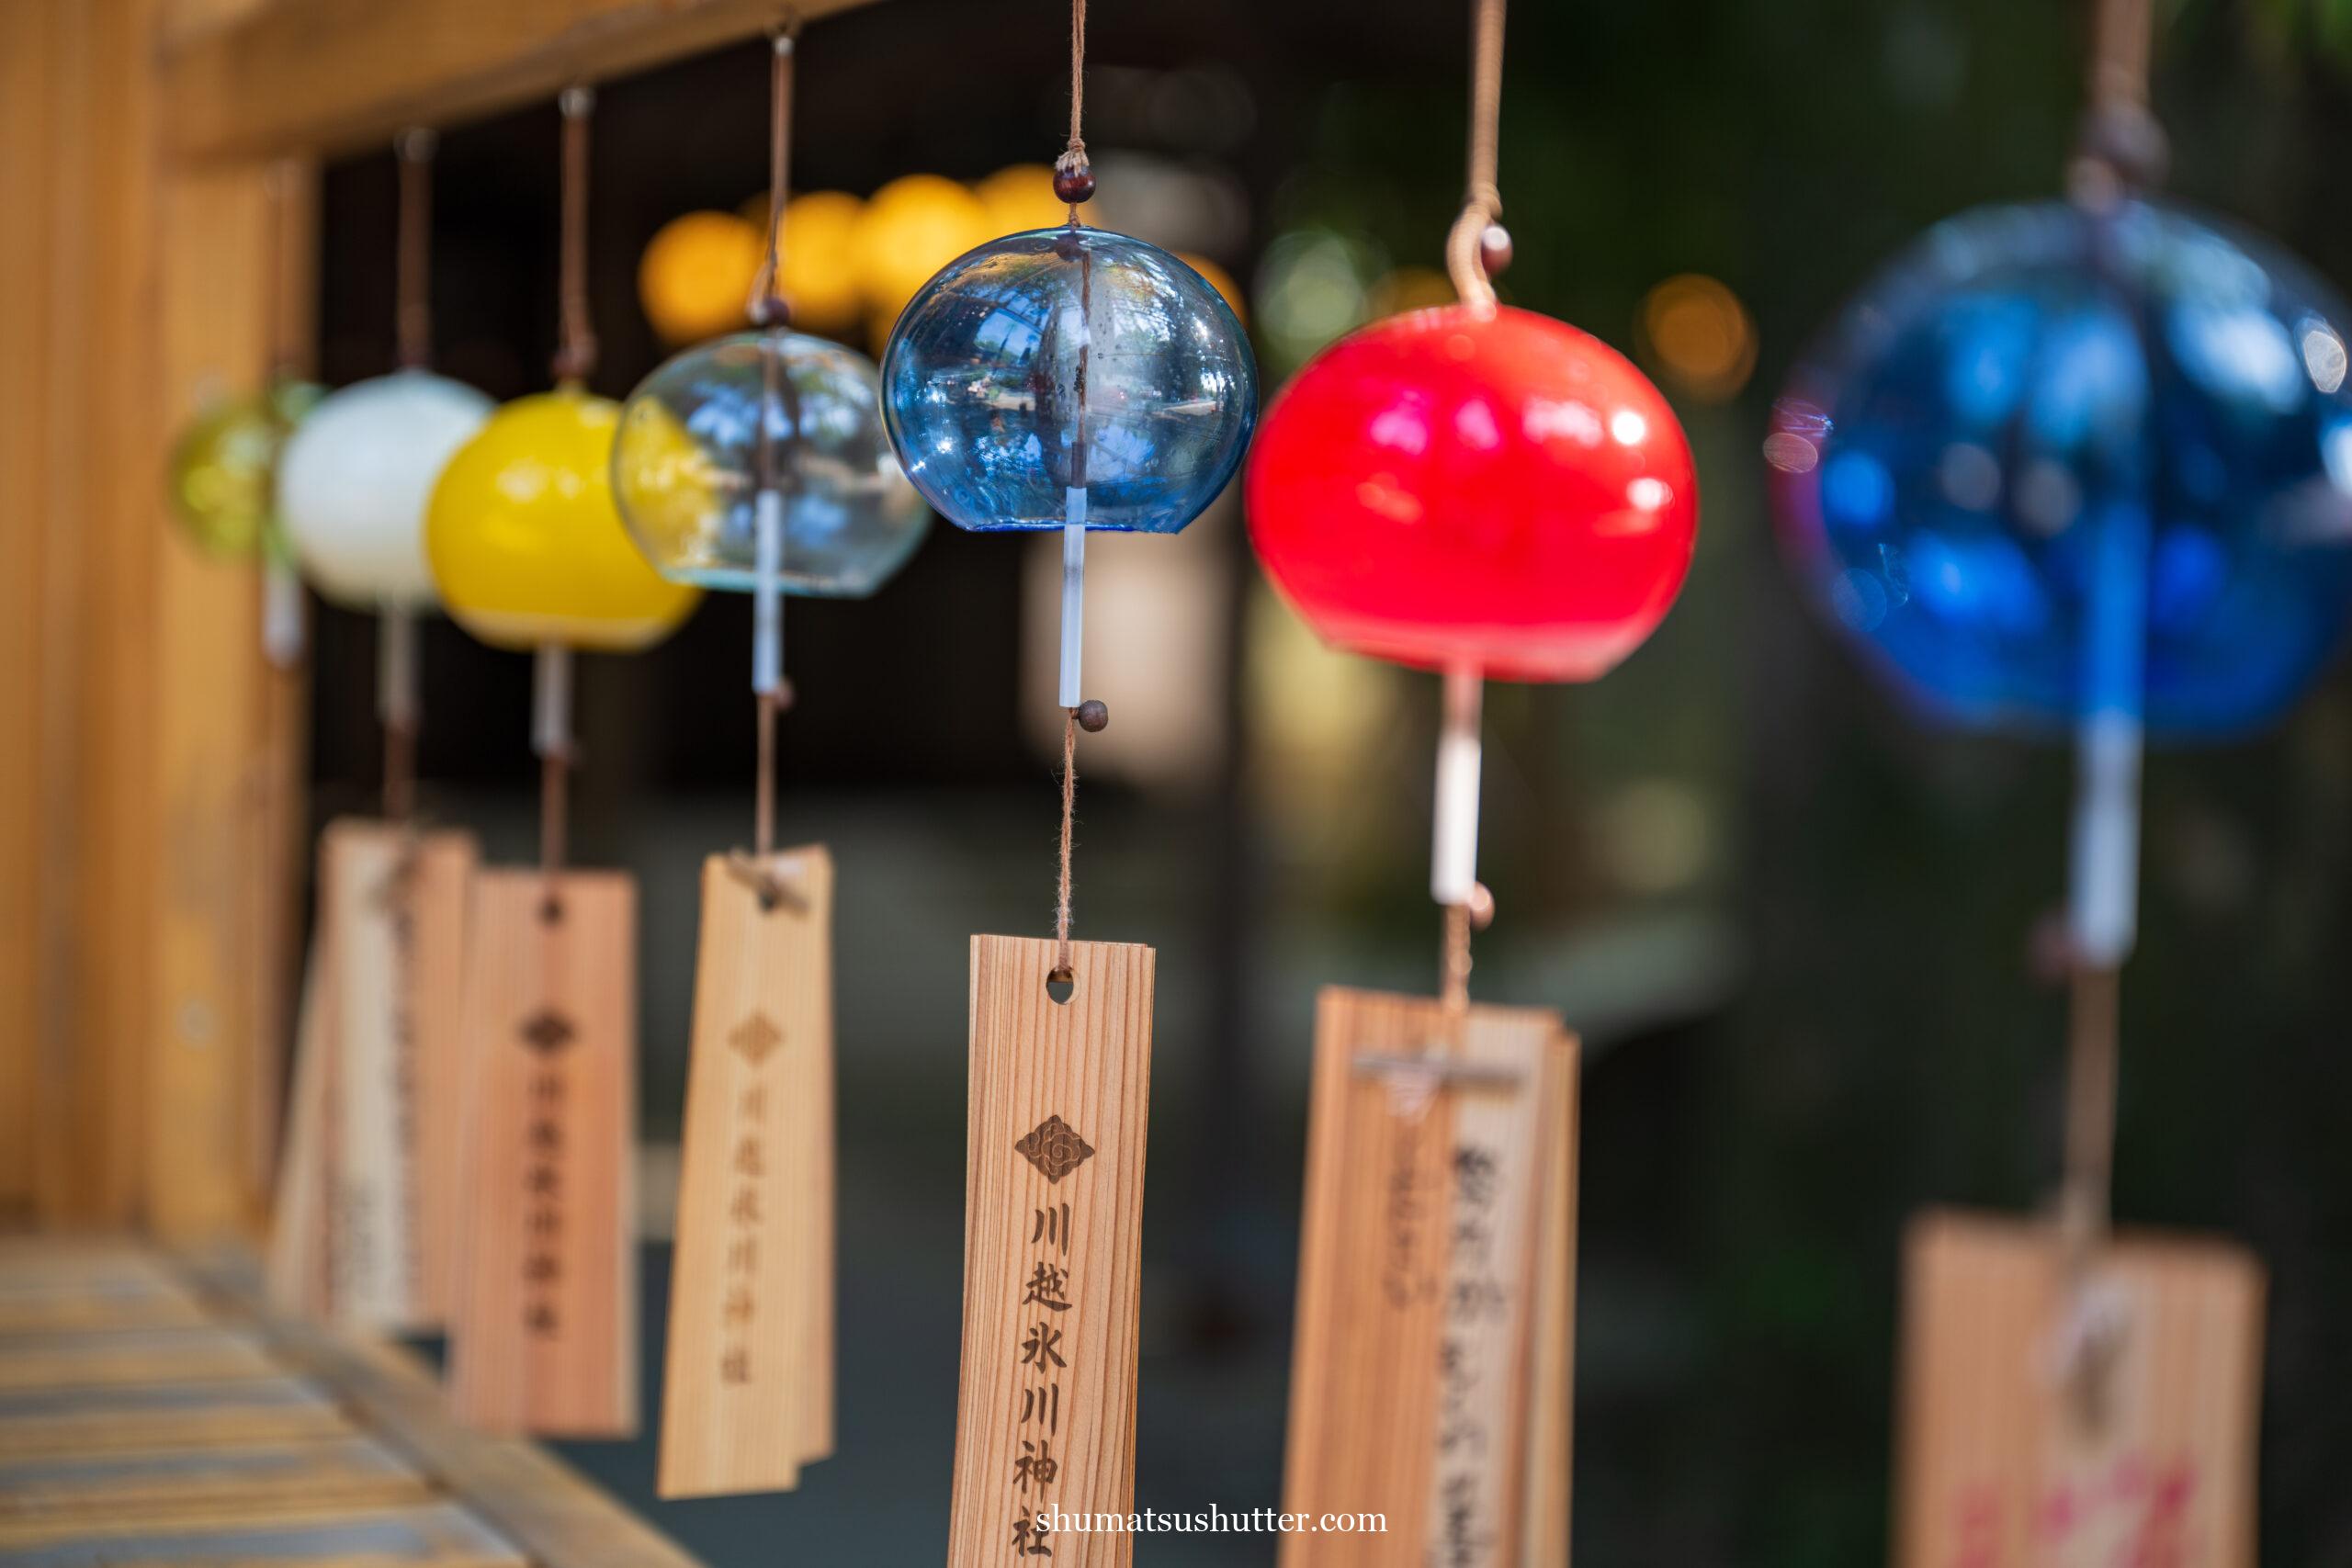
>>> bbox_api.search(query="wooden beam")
[163,0,885,162]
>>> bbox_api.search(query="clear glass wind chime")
[612,25,929,1499]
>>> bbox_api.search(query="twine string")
[1056,0,1090,219]
[1443,0,1508,309]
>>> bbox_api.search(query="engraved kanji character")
[1014,1438,1058,1492]
[1021,1262,1070,1312]
[729,1185,763,1224]
[1019,1381,1060,1435]
[1032,1202,1070,1255]
[1020,1322,1067,1369]
[720,1346,752,1385]
[1011,1511,1052,1557]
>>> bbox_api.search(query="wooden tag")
[447,869,639,1437]
[1278,986,1578,1568]
[265,935,333,1317]
[657,849,835,1498]
[946,935,1155,1568]
[1894,1210,2264,1568]
[316,820,478,1331]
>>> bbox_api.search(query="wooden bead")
[1076,699,1110,733]
[1053,166,1096,205]
[1479,223,1513,279]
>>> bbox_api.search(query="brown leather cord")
[394,130,435,371]
[747,24,797,323]
[551,87,597,385]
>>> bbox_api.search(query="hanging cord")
[551,87,598,386]
[1442,0,1511,310]
[2051,0,2161,1429]
[1043,0,1106,979]
[2071,0,2165,203]
[723,25,809,912]
[379,130,436,821]
[394,130,436,371]
[1053,0,1096,215]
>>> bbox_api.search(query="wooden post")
[0,0,877,1238]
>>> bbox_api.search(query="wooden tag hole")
[538,894,566,925]
[1046,968,1075,1004]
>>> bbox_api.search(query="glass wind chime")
[611,25,928,1499]
[880,0,1257,1554]
[427,86,699,1438]
[165,161,321,671]
[1245,0,1696,1561]
[1768,0,2352,1556]
[263,130,492,1337]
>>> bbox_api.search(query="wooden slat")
[184,1252,707,1568]
[0,1500,526,1566]
[163,0,886,161]
[0,1374,354,1460]
[0,1284,214,1335]
[0,1433,430,1525]
[0,1325,279,1392]
[659,849,834,1498]
[1893,1210,2265,1568]
[946,934,1156,1568]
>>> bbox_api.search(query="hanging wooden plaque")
[657,849,835,1498]
[945,935,1156,1568]
[315,820,478,1331]
[1894,1210,2263,1568]
[1278,986,1577,1568]
[447,869,639,1437]
[266,937,333,1318]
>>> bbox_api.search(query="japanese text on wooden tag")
[447,869,639,1436]
[1279,986,1577,1568]
[1894,1210,2263,1568]
[946,935,1155,1568]
[319,820,476,1330]
[658,848,835,1498]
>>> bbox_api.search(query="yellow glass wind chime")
[426,85,698,1437]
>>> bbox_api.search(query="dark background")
[308,1,2352,1562]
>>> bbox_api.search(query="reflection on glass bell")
[1249,304,1699,683]
[613,330,929,596]
[277,370,493,610]
[881,227,1259,534]
[1770,198,2352,738]
[425,387,701,652]
[167,378,322,560]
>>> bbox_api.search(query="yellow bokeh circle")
[639,210,765,346]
